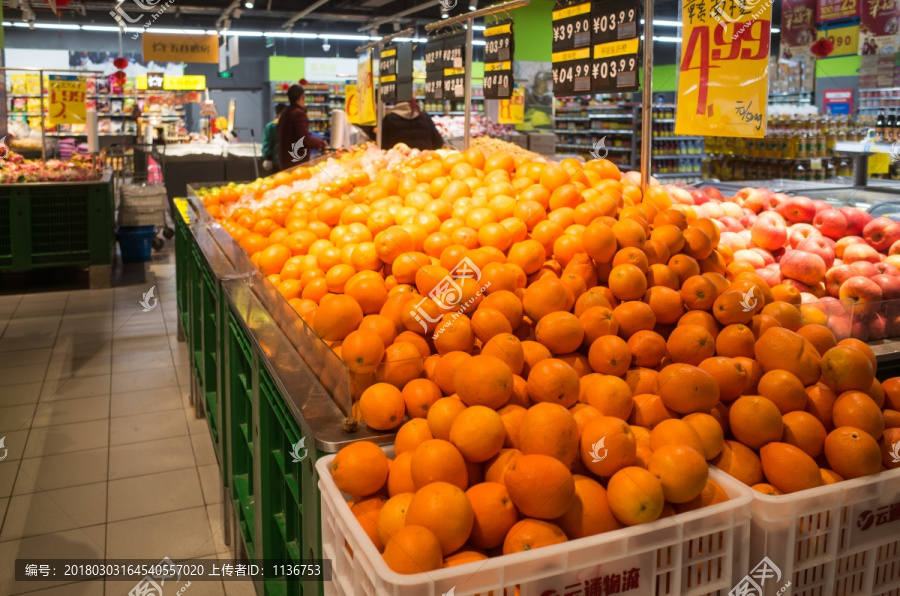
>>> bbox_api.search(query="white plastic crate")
[317,448,753,596]
[121,184,168,209]
[119,207,164,227]
[734,467,900,596]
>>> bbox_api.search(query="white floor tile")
[106,506,216,560]
[13,448,108,496]
[23,420,109,458]
[0,482,106,541]
[0,403,36,433]
[110,386,183,419]
[111,367,179,394]
[0,383,43,407]
[0,348,52,369]
[111,349,175,374]
[0,365,48,388]
[108,467,204,523]
[0,525,105,595]
[39,374,110,402]
[198,464,224,506]
[191,433,218,467]
[31,395,109,428]
[111,335,172,354]
[110,409,188,446]
[108,435,196,481]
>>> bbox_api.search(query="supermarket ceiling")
[3,0,782,37]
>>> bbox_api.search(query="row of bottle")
[874,112,900,143]
[654,158,702,174]
[650,140,704,156]
[708,115,870,159]
[703,156,854,182]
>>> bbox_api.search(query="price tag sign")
[552,1,593,52]
[443,67,466,99]
[553,48,592,96]
[380,74,398,104]
[484,62,513,99]
[48,75,87,125]
[591,0,640,45]
[592,38,639,93]
[815,23,859,58]
[425,37,444,101]
[380,46,397,78]
[442,32,466,70]
[484,20,514,100]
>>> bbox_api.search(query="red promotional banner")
[817,0,861,23]
[782,0,818,46]
[861,0,900,37]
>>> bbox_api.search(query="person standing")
[261,103,286,172]
[277,84,327,169]
[380,100,444,151]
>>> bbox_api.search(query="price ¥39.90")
[553,18,590,44]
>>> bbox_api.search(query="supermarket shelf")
[653,172,702,178]
[645,136,706,142]
[45,132,136,137]
[652,154,706,159]
[556,117,590,122]
[590,130,632,135]
[860,87,900,93]
[652,118,676,123]
[590,114,634,119]
[603,146,633,152]
[554,129,594,135]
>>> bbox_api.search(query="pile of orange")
[202,144,900,575]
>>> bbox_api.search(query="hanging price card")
[381,74,398,104]
[484,20,514,99]
[552,48,592,96]
[441,32,467,100]
[592,38,639,93]
[553,1,592,96]
[553,1,593,51]
[591,0,640,45]
[484,21,514,63]
[425,37,444,101]
[674,0,773,138]
[380,47,397,78]
[484,62,513,99]
[443,67,466,99]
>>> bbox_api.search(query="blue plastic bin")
[117,225,156,263]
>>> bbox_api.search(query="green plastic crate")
[0,178,113,271]
[174,204,191,341]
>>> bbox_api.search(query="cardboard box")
[527,133,557,154]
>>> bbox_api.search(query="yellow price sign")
[48,75,87,125]
[344,84,359,124]
[816,24,859,57]
[499,87,524,124]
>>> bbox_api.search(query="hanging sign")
[860,0,900,55]
[344,84,360,124]
[674,0,773,138]
[136,75,207,91]
[552,1,593,96]
[498,87,525,124]
[816,23,860,57]
[143,32,219,64]
[442,32,467,100]
[484,20,514,99]
[380,46,399,104]
[47,75,86,125]
[590,0,641,93]
[817,0,860,23]
[781,0,818,46]
[425,37,444,101]
[357,50,377,125]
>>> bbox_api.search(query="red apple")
[780,250,827,286]
[762,193,787,212]
[789,224,818,249]
[835,236,868,258]
[812,200,833,214]
[751,247,777,266]
[850,260,878,277]
[733,187,774,214]
[733,249,768,269]
[825,264,855,298]
[812,208,849,240]
[872,274,900,300]
[706,187,725,201]
[751,211,788,251]
[719,217,744,233]
[839,276,884,303]
[863,217,900,252]
[720,231,748,252]
[875,262,900,276]
[795,236,835,269]
[778,196,817,224]
[889,239,900,256]
[842,243,882,264]
[755,266,782,287]
[840,207,873,237]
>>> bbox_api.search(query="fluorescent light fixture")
[322,33,375,40]
[82,25,122,31]
[473,40,485,45]
[245,1,254,7]
[222,30,264,36]
[2,21,12,26]
[653,36,682,42]
[772,27,780,32]
[441,12,449,18]
[472,25,485,30]
[642,19,681,27]
[148,27,208,34]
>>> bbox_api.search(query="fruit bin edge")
[316,446,753,596]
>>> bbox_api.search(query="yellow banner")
[552,48,591,63]
[381,74,397,83]
[443,67,466,77]
[357,51,377,126]
[381,48,397,57]
[485,23,512,36]
[594,38,640,59]
[48,75,86,125]
[499,87,525,124]
[344,84,360,124]
[816,24,859,57]
[143,33,219,64]
[674,3,773,138]
[136,75,207,91]
[552,3,590,20]
[485,61,512,72]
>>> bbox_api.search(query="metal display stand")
[833,140,897,188]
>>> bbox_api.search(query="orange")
[681,413,725,460]
[649,419,705,455]
[627,330,667,368]
[258,243,291,275]
[433,313,475,355]
[433,351,472,395]
[606,466,665,526]
[395,331,431,358]
[631,393,675,429]
[885,377,900,410]
[582,375,634,420]
[752,483,783,496]
[681,227,713,260]
[698,357,749,402]
[821,346,876,393]
[522,274,573,323]
[712,290,757,326]
[466,482,519,549]
[612,218,647,249]
[401,379,442,419]
[484,448,521,485]
[535,311,584,355]
[382,525,443,574]
[359,383,405,431]
[608,264,648,301]
[443,550,489,567]
[656,363,720,414]
[759,442,824,494]
[588,335,631,377]
[613,247,650,274]
[820,469,845,484]
[749,313,781,339]
[471,308,513,343]
[426,397,468,441]
[507,239,546,275]
[675,478,731,512]
[481,333,526,376]
[797,324,837,356]
[666,324,716,366]
[580,306,619,344]
[805,384,838,432]
[574,287,612,316]
[580,416,637,477]
[582,221,617,263]
[449,406,506,463]
[729,395,784,450]
[754,327,822,386]
[527,358,580,408]
[757,370,808,414]
[498,404,526,448]
[331,441,390,498]
[387,450,416,496]
[394,419,434,455]
[711,440,764,486]
[781,411,827,458]
[480,290,525,330]
[643,286,684,325]
[555,474,623,539]
[405,481,474,555]
[837,338,878,372]
[648,444,709,503]
[313,294,364,341]
[715,324,756,359]
[341,329,385,373]
[824,426,882,479]
[381,342,425,388]
[502,519,568,554]
[668,254,701,285]
[679,310,720,339]
[376,493,415,547]
[454,354,514,409]
[882,428,900,469]
[832,390,885,439]
[504,454,576,519]
[518,402,580,467]
[612,301,656,339]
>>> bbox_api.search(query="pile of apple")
[665,184,900,341]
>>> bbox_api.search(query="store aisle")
[0,260,255,596]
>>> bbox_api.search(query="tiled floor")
[0,261,255,596]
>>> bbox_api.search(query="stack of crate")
[119,184,167,228]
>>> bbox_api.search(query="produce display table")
[174,197,388,596]
[0,171,114,288]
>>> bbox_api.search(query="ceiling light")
[245,1,254,7]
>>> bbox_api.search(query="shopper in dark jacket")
[261,103,285,172]
[277,85,327,169]
[381,100,444,151]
